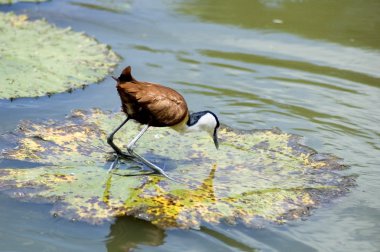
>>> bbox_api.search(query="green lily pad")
[0,109,354,229]
[0,12,120,99]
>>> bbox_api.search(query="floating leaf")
[0,109,354,229]
[0,12,120,99]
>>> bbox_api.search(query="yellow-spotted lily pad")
[0,12,120,99]
[0,109,354,229]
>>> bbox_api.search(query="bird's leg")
[107,117,136,173]
[126,123,148,151]
[127,125,177,182]
[107,117,134,160]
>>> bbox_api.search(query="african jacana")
[107,66,220,180]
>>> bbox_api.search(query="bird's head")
[187,111,220,149]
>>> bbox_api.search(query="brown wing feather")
[117,81,188,127]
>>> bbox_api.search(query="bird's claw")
[107,154,119,173]
[107,151,136,173]
[117,152,135,160]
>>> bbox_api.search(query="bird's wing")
[118,82,188,126]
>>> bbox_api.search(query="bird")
[107,66,220,180]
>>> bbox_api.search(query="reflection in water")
[200,50,380,87]
[106,217,165,252]
[200,226,259,252]
[106,163,217,229]
[178,0,380,49]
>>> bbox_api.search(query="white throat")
[185,112,217,134]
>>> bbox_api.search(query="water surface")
[0,0,379,251]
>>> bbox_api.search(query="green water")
[0,0,379,251]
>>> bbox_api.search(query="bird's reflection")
[106,216,166,252]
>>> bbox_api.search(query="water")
[1,0,379,251]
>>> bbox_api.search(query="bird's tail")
[115,66,136,82]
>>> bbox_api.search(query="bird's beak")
[112,76,118,81]
[213,131,219,150]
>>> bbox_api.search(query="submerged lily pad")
[0,12,120,99]
[0,109,354,229]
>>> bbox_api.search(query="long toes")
[121,153,132,159]
[107,157,119,173]
[113,151,134,160]
[127,148,134,155]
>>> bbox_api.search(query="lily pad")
[0,109,354,229]
[0,12,120,99]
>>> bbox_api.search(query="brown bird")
[107,66,220,180]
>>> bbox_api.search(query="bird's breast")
[169,113,189,132]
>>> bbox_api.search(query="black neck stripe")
[187,111,220,128]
